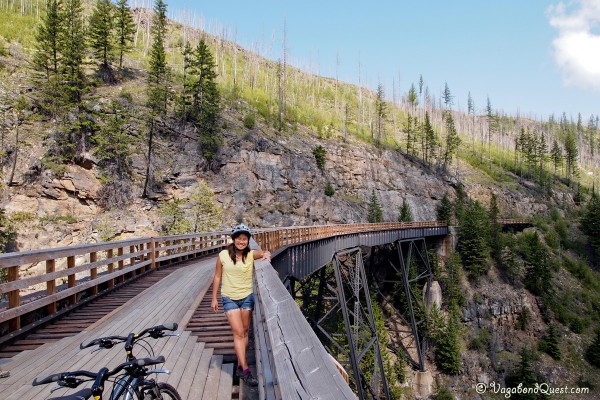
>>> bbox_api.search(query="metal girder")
[370,238,433,372]
[294,247,390,399]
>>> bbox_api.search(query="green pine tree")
[190,39,222,161]
[538,324,561,360]
[143,0,170,198]
[522,232,552,296]
[581,192,600,254]
[159,197,192,235]
[325,181,335,196]
[188,180,223,232]
[32,0,62,81]
[58,0,86,105]
[312,145,326,170]
[89,0,115,82]
[586,329,600,368]
[443,111,461,169]
[367,190,383,223]
[437,192,453,224]
[375,83,386,145]
[114,0,135,69]
[398,199,413,222]
[457,200,490,277]
[505,347,539,400]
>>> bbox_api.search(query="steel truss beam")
[370,238,433,372]
[292,247,390,399]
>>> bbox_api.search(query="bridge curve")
[1,221,454,399]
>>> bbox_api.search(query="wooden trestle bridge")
[0,220,529,399]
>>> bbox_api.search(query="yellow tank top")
[219,249,254,300]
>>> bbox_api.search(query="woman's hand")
[211,297,219,313]
[262,251,271,261]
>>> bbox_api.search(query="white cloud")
[547,0,600,90]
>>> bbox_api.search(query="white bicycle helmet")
[231,223,252,238]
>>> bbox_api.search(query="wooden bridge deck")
[0,257,234,400]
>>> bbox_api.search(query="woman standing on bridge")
[211,224,270,387]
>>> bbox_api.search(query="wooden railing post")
[67,256,76,305]
[46,260,57,314]
[118,247,124,284]
[137,244,144,274]
[107,249,114,288]
[90,252,98,295]
[150,238,156,270]
[8,265,21,331]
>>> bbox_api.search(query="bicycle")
[79,323,182,400]
[32,323,182,399]
[32,356,180,400]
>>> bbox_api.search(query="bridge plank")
[172,341,205,399]
[216,362,234,400]
[201,355,223,400]
[187,347,214,400]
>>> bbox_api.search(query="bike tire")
[143,382,182,400]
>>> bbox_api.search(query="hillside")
[2,2,600,399]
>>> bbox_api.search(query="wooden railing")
[0,222,447,336]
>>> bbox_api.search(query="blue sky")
[161,0,600,121]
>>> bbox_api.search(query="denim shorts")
[222,293,254,313]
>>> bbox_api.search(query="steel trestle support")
[292,247,390,399]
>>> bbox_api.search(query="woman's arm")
[253,249,271,261]
[211,257,223,312]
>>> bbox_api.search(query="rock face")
[208,132,451,226]
[2,122,555,253]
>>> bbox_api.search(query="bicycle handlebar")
[48,387,93,400]
[32,356,166,387]
[79,323,178,350]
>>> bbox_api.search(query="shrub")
[312,145,326,170]
[325,181,334,196]
[243,113,256,129]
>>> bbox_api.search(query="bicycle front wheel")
[143,382,182,400]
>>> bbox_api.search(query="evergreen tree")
[457,200,490,277]
[94,100,134,208]
[190,39,221,161]
[423,111,437,163]
[32,0,62,81]
[505,347,539,400]
[428,303,461,374]
[538,324,561,360]
[564,132,579,184]
[489,193,501,258]
[437,192,453,224]
[522,232,552,296]
[398,199,413,222]
[375,83,386,145]
[404,113,414,155]
[143,0,169,198]
[407,83,418,107]
[188,180,223,232]
[114,0,135,69]
[159,197,192,235]
[586,329,600,368]
[59,0,86,105]
[581,192,600,254]
[324,181,335,197]
[146,0,169,118]
[0,209,15,256]
[443,112,460,169]
[550,139,563,175]
[89,0,114,81]
[367,190,383,223]
[312,145,326,170]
